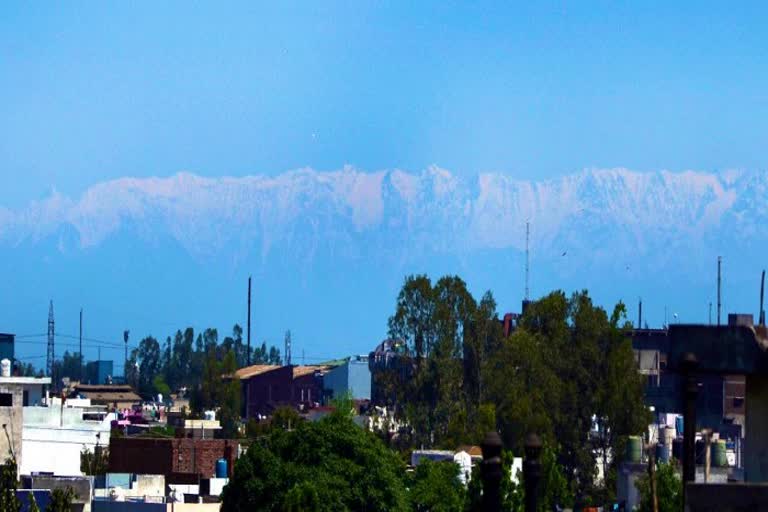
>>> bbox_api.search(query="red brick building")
[108,437,239,480]
[234,364,327,418]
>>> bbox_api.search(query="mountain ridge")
[0,167,752,263]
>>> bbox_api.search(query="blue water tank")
[216,458,228,478]
[675,416,684,437]
[656,443,669,463]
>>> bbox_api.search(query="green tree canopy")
[409,460,466,512]
[221,413,409,512]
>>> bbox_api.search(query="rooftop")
[233,364,328,380]
[73,384,141,403]
[0,376,51,385]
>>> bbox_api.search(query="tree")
[46,487,75,512]
[410,460,466,512]
[516,290,649,502]
[80,446,109,476]
[136,336,161,394]
[0,457,21,512]
[193,348,241,437]
[389,275,435,366]
[153,375,171,398]
[27,493,40,512]
[53,351,82,381]
[221,413,409,512]
[635,462,682,512]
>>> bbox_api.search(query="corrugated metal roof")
[233,364,280,380]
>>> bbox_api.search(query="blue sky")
[2,3,768,368]
[2,2,768,206]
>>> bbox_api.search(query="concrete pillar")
[681,353,698,486]
[524,433,542,512]
[745,374,768,482]
[481,431,503,512]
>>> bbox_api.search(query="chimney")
[728,314,753,327]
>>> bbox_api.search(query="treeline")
[125,325,282,397]
[384,275,650,505]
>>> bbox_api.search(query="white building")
[0,365,51,475]
[21,397,115,476]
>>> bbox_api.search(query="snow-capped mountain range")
[1,166,765,362]
[0,166,756,260]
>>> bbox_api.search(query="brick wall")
[109,438,239,478]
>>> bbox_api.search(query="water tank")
[672,438,683,460]
[695,440,706,464]
[675,416,684,437]
[215,458,228,478]
[0,358,10,377]
[626,436,642,463]
[662,426,676,448]
[712,440,728,467]
[655,443,670,463]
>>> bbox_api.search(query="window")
[23,390,29,407]
[0,393,12,407]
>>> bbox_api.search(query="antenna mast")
[46,301,55,382]
[638,298,642,329]
[123,330,129,379]
[717,256,722,326]
[79,308,83,382]
[284,330,292,366]
[525,221,530,301]
[761,270,766,326]
[247,276,252,366]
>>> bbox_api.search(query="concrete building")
[323,355,371,401]
[0,370,51,474]
[108,437,239,480]
[368,339,413,407]
[0,333,13,362]
[85,360,114,385]
[21,398,115,476]
[71,384,142,410]
[234,364,327,418]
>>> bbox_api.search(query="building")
[86,360,114,385]
[368,339,413,407]
[108,437,239,480]
[0,370,52,476]
[631,318,747,432]
[234,364,327,418]
[322,355,371,402]
[0,333,13,362]
[167,413,222,439]
[21,397,115,476]
[71,384,142,410]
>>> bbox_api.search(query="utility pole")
[79,308,83,382]
[717,256,722,326]
[247,276,252,366]
[123,330,130,379]
[525,221,530,301]
[284,330,292,366]
[709,302,712,326]
[638,298,643,329]
[47,301,55,383]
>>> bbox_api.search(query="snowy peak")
[0,167,758,262]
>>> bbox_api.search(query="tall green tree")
[635,462,682,512]
[221,413,409,512]
[46,487,75,512]
[136,336,161,394]
[410,460,466,512]
[0,457,20,512]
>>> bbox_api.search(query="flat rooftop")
[0,376,52,385]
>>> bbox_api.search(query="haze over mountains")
[1,166,764,368]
